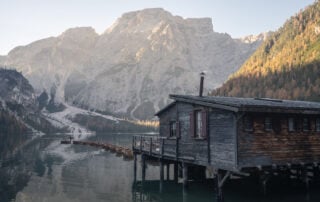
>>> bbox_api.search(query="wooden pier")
[61,140,134,159]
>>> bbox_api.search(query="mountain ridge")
[1,8,265,119]
[213,1,320,101]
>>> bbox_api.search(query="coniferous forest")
[0,108,28,158]
[213,1,320,101]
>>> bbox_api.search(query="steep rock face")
[1,8,262,119]
[5,27,98,102]
[0,68,35,106]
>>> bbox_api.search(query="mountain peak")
[238,32,271,43]
[60,27,98,40]
[1,8,261,119]
[62,26,96,34]
[105,8,176,34]
[121,8,171,19]
[105,8,213,35]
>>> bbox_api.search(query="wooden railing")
[132,135,179,159]
[133,135,162,154]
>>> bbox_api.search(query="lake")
[1,133,320,202]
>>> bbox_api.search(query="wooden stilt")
[174,162,178,183]
[215,170,224,202]
[302,166,310,191]
[160,159,164,193]
[259,171,270,196]
[313,164,319,181]
[182,183,188,202]
[141,154,146,182]
[133,153,137,183]
[183,163,188,188]
[261,179,267,196]
[215,169,230,202]
[167,163,170,180]
[160,159,164,181]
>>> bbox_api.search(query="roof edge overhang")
[154,101,176,117]
[155,94,320,117]
[170,94,239,112]
[239,106,320,115]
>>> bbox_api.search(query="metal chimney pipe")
[199,71,206,97]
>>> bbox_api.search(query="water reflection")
[132,181,215,202]
[1,133,320,202]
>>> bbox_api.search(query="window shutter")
[201,110,208,139]
[190,112,195,137]
[168,121,172,138]
[176,121,180,138]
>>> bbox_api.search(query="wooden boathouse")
[132,93,320,201]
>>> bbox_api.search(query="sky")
[0,0,315,55]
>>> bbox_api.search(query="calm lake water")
[1,133,320,202]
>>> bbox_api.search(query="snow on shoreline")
[42,103,122,140]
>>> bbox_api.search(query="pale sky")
[0,0,315,55]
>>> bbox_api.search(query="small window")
[316,118,320,132]
[190,109,207,139]
[170,121,177,137]
[303,118,310,132]
[265,117,272,131]
[244,115,253,131]
[288,117,295,132]
[195,110,203,138]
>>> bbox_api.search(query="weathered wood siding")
[158,102,237,169]
[158,102,210,165]
[209,109,237,170]
[159,104,177,138]
[238,113,320,168]
[177,102,209,165]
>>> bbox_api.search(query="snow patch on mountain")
[237,32,271,43]
[0,8,263,119]
[42,103,121,140]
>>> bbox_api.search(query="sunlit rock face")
[1,8,262,119]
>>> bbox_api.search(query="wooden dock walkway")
[61,140,134,159]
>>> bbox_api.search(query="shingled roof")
[155,95,320,115]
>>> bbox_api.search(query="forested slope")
[214,1,320,101]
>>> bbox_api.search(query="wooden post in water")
[302,166,310,191]
[141,154,146,182]
[182,182,188,202]
[133,153,137,183]
[160,159,164,192]
[183,163,188,188]
[259,171,270,196]
[215,169,225,202]
[174,162,178,183]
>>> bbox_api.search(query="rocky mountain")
[214,1,320,101]
[0,69,33,158]
[0,68,69,135]
[0,68,35,107]
[1,8,263,119]
[237,32,271,44]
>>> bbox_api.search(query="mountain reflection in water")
[1,133,320,202]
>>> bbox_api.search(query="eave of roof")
[170,95,239,112]
[154,101,176,116]
[169,94,320,114]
